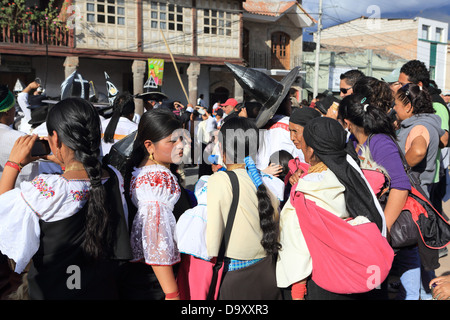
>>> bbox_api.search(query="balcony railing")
[0,23,72,47]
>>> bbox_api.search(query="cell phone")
[31,139,51,157]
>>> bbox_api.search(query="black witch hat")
[225,62,299,128]
[134,74,168,102]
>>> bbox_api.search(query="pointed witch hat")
[225,62,299,128]
[134,74,168,101]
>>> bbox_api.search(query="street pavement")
[181,165,450,278]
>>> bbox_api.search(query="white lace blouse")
[0,165,125,274]
[129,164,181,266]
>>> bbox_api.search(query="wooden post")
[159,28,190,105]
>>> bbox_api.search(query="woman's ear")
[143,139,154,156]
[405,102,413,115]
[48,130,62,149]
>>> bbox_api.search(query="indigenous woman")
[205,117,282,300]
[338,94,411,234]
[0,97,130,299]
[121,108,184,300]
[276,117,392,300]
[101,92,138,156]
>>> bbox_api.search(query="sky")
[299,0,450,41]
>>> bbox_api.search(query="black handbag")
[206,171,239,300]
[368,134,422,248]
[103,130,137,175]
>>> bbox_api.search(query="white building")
[316,16,448,90]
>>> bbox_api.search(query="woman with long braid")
[101,92,137,156]
[0,97,131,299]
[205,117,282,300]
[120,108,185,300]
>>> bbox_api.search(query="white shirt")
[16,92,33,134]
[100,116,138,156]
[129,165,181,265]
[257,115,304,170]
[0,123,40,186]
[0,165,126,273]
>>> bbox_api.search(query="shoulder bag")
[206,170,239,300]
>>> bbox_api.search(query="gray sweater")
[397,113,444,196]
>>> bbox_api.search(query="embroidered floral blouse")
[0,165,125,274]
[129,164,181,266]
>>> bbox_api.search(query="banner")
[146,58,165,89]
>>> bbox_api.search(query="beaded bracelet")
[5,160,23,172]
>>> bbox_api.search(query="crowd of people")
[0,59,450,301]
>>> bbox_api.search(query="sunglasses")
[340,86,352,94]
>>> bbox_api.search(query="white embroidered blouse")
[0,165,126,274]
[129,164,181,266]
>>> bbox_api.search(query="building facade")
[316,16,448,91]
[301,44,408,99]
[1,0,314,113]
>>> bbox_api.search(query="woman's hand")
[263,163,283,177]
[0,135,40,195]
[8,134,40,166]
[430,275,450,300]
[289,168,303,186]
[39,136,64,167]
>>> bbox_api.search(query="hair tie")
[244,156,263,189]
[361,97,367,104]
[363,104,369,112]
[90,179,103,188]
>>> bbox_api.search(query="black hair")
[216,108,224,117]
[340,69,365,86]
[219,117,280,256]
[396,83,435,115]
[400,60,430,88]
[103,93,135,143]
[352,76,394,113]
[0,85,12,119]
[269,150,294,182]
[244,100,263,119]
[338,94,397,138]
[123,108,182,195]
[46,97,116,260]
[315,93,326,101]
[275,94,292,116]
[234,102,244,114]
[0,85,9,101]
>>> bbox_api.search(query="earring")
[149,153,154,161]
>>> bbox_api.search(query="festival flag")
[147,58,165,88]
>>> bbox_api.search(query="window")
[436,27,443,42]
[86,0,125,25]
[203,9,232,36]
[422,25,430,40]
[150,1,183,31]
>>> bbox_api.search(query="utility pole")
[313,0,323,98]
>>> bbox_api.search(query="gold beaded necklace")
[307,162,328,173]
[64,162,85,173]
